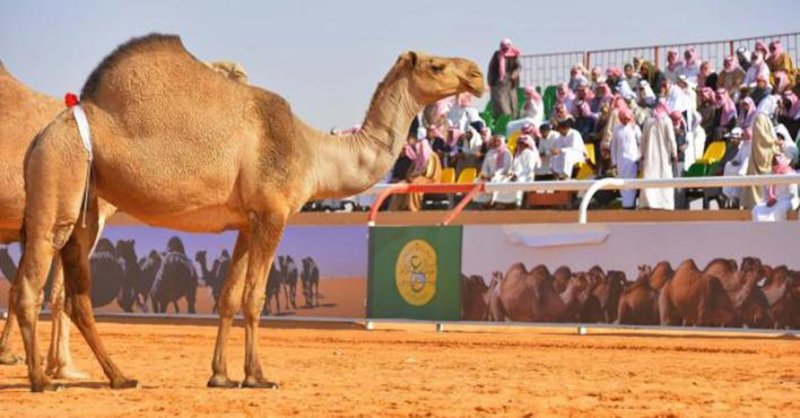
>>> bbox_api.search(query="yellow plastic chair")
[584,143,596,166]
[695,141,726,165]
[507,131,520,155]
[440,167,456,184]
[457,167,478,184]
[574,143,596,180]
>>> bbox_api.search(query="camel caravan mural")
[8,33,485,391]
[461,257,800,329]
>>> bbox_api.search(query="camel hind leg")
[0,285,22,365]
[45,255,88,379]
[60,200,137,389]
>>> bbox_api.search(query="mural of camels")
[196,250,227,313]
[263,260,283,316]
[278,255,299,310]
[301,256,320,308]
[137,250,162,312]
[11,33,484,391]
[149,237,198,314]
[88,239,125,308]
[115,239,141,312]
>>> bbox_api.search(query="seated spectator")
[475,134,514,206]
[666,75,694,117]
[768,39,796,90]
[717,55,746,99]
[434,127,462,168]
[774,71,792,95]
[742,51,771,90]
[568,63,589,92]
[665,49,684,83]
[752,155,799,222]
[507,86,545,134]
[553,83,576,115]
[550,117,587,179]
[447,93,479,132]
[624,63,641,92]
[639,100,678,210]
[639,61,666,98]
[536,123,558,179]
[637,79,657,108]
[607,67,636,100]
[754,41,770,61]
[682,48,701,84]
[775,124,798,166]
[590,66,604,88]
[697,87,718,139]
[389,135,442,211]
[494,126,543,206]
[697,61,718,89]
[738,96,757,133]
[550,102,570,126]
[488,38,521,119]
[778,91,800,139]
[715,88,738,138]
[721,128,750,208]
[451,127,484,174]
[610,109,641,209]
[736,47,752,71]
[575,101,598,139]
[750,73,773,106]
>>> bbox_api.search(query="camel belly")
[131,205,247,233]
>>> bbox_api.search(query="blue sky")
[1,1,798,129]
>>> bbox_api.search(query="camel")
[137,250,162,311]
[616,265,660,325]
[278,255,299,310]
[0,62,89,378]
[552,266,572,293]
[88,239,125,308]
[196,249,230,313]
[13,32,483,391]
[115,239,142,312]
[149,237,198,314]
[648,261,674,289]
[761,266,800,329]
[701,257,771,328]
[263,260,282,316]
[488,264,589,322]
[460,274,488,321]
[579,266,626,323]
[300,256,320,308]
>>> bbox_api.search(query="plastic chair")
[457,167,478,184]
[584,143,596,166]
[684,162,708,177]
[543,85,557,121]
[493,114,511,135]
[695,141,726,165]
[440,167,456,184]
[507,131,520,155]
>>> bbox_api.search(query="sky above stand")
[2,0,798,129]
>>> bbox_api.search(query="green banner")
[367,226,462,320]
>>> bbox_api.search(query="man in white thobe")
[610,110,641,208]
[639,101,678,210]
[474,134,513,205]
[536,123,559,178]
[721,128,752,205]
[550,118,587,179]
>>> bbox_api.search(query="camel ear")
[399,51,418,69]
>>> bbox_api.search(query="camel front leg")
[241,212,285,389]
[0,284,22,365]
[208,231,249,388]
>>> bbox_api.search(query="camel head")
[95,238,116,256]
[195,250,207,263]
[397,51,486,105]
[166,236,186,254]
[115,239,137,262]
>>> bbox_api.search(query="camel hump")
[81,33,189,98]
[206,61,249,84]
[0,59,7,76]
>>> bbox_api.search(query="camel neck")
[302,72,422,200]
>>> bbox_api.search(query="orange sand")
[0,320,798,417]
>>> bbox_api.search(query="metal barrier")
[518,32,800,88]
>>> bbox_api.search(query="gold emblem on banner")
[395,239,438,306]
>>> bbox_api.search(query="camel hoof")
[241,376,279,389]
[207,375,240,388]
[31,381,64,393]
[0,350,23,365]
[48,366,90,380]
[110,378,140,390]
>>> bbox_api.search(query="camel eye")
[431,64,445,74]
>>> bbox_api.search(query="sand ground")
[0,319,798,417]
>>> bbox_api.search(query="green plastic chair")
[685,162,707,177]
[543,85,557,121]
[494,114,512,135]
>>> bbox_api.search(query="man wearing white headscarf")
[775,124,798,166]
[474,134,514,205]
[494,125,542,206]
[752,154,799,221]
[536,123,559,178]
[610,109,641,208]
[639,100,678,210]
[721,128,751,205]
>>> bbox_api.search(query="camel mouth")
[463,78,486,97]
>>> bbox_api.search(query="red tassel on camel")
[64,92,80,108]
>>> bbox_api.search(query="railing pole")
[366,184,409,227]
[578,178,625,224]
[442,183,484,226]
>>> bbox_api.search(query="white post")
[578,178,625,224]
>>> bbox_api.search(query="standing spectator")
[717,55,746,99]
[536,123,558,179]
[507,86,544,133]
[721,128,750,208]
[682,48,701,85]
[550,117,587,179]
[637,80,657,108]
[487,38,521,119]
[741,112,778,209]
[670,111,688,176]
[697,61,718,89]
[768,39,796,90]
[610,109,641,209]
[639,61,666,98]
[639,100,678,210]
[752,155,799,221]
[607,66,636,100]
[664,49,684,83]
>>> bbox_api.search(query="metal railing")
[518,32,800,88]
[359,174,800,226]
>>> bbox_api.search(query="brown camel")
[488,264,588,322]
[552,265,572,293]
[702,257,771,328]
[460,274,489,321]
[12,33,484,391]
[648,261,674,289]
[0,61,88,378]
[659,260,741,327]
[761,266,800,329]
[616,265,660,325]
[580,266,626,323]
